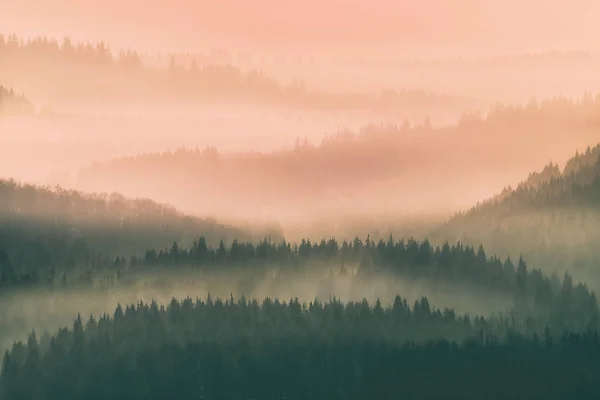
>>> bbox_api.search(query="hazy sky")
[1,0,598,55]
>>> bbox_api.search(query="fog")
[0,0,598,332]
[0,263,514,352]
[70,97,600,238]
[0,105,465,185]
[3,27,600,232]
[3,2,600,397]
[5,100,597,240]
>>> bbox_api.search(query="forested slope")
[0,179,265,287]
[2,297,600,399]
[434,144,600,286]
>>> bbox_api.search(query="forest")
[4,12,600,397]
[0,85,33,116]
[436,143,600,288]
[4,95,600,400]
[0,178,283,288]
[2,297,600,399]
[1,229,598,369]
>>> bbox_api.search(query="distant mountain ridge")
[76,93,600,223]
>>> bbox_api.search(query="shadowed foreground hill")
[434,144,600,286]
[2,297,600,399]
[0,179,270,283]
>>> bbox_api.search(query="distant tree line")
[138,235,599,333]
[2,297,600,399]
[77,93,600,218]
[0,85,33,116]
[0,32,475,111]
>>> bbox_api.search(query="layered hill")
[434,144,600,286]
[0,33,482,115]
[76,94,600,229]
[0,179,276,285]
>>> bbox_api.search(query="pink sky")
[1,0,598,55]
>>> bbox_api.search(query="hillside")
[0,179,272,285]
[433,144,600,286]
[76,94,600,226]
[5,297,600,400]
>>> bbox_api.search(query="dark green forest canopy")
[435,143,600,286]
[2,297,600,399]
[2,233,597,334]
[139,236,598,331]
